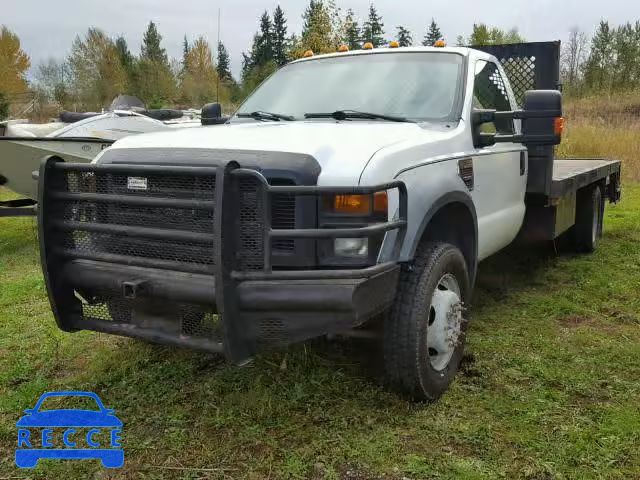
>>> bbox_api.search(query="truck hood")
[108,121,445,184]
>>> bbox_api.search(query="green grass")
[1,185,639,479]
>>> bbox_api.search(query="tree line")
[1,1,638,119]
[562,20,640,95]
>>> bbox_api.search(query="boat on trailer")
[0,107,203,204]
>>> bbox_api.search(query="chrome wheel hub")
[427,273,463,371]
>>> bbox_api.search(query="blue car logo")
[16,391,123,468]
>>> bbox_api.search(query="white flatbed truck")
[37,41,621,400]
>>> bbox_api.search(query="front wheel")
[383,242,471,401]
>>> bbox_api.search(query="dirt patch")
[459,353,483,378]
[558,314,593,328]
[558,314,622,333]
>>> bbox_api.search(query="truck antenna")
[216,7,221,105]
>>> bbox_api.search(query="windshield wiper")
[304,110,414,123]
[237,111,294,121]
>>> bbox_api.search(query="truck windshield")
[236,52,464,122]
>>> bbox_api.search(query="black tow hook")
[122,280,149,300]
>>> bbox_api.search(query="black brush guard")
[38,157,407,363]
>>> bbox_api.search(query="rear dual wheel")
[383,242,470,401]
[574,184,604,253]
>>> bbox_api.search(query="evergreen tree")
[241,51,253,83]
[115,36,134,88]
[299,0,337,54]
[423,19,443,46]
[343,9,361,50]
[273,5,289,66]
[253,11,274,66]
[362,4,385,47]
[216,41,233,82]
[181,35,190,74]
[240,12,279,99]
[302,1,324,33]
[115,36,133,72]
[137,21,175,107]
[396,26,413,47]
[141,21,168,64]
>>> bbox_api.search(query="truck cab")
[37,42,621,400]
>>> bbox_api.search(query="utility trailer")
[36,41,621,400]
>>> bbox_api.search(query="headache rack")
[38,157,407,362]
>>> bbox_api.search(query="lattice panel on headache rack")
[500,56,536,107]
[489,69,508,100]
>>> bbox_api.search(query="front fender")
[378,160,477,279]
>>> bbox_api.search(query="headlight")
[319,190,388,267]
[334,238,368,257]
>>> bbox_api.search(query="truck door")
[470,59,527,260]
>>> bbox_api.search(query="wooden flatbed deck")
[550,158,621,198]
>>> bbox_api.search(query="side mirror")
[472,90,563,148]
[201,103,223,125]
[522,90,563,146]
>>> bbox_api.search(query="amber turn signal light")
[554,117,565,136]
[332,192,388,215]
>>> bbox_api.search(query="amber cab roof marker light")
[363,42,374,50]
[303,50,314,58]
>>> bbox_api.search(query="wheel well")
[416,202,477,282]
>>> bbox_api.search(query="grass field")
[560,92,640,181]
[0,180,639,479]
[1,97,640,478]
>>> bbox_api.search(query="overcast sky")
[5,0,636,78]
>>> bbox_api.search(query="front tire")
[384,242,471,401]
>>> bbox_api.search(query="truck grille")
[53,170,218,274]
[48,167,297,274]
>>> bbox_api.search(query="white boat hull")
[0,138,111,199]
[1,111,201,200]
